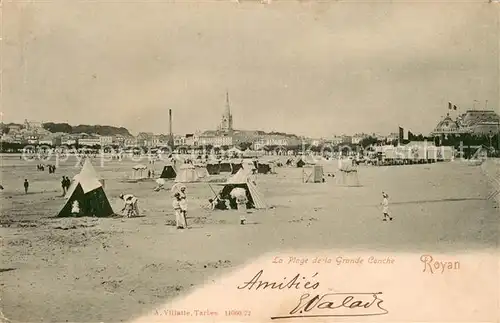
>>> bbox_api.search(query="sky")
[3,0,499,137]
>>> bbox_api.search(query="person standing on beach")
[236,193,248,225]
[381,192,392,221]
[61,176,67,196]
[179,187,188,227]
[173,192,187,229]
[64,176,71,192]
[23,179,29,194]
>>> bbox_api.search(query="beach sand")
[0,156,498,322]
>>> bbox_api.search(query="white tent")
[132,164,148,179]
[336,160,360,187]
[303,165,324,183]
[175,164,200,183]
[65,159,102,198]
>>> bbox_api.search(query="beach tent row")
[285,156,317,168]
[160,163,209,182]
[206,159,275,175]
[375,143,454,163]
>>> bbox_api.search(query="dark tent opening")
[257,163,271,174]
[219,183,255,209]
[220,162,232,173]
[206,163,221,175]
[160,165,177,179]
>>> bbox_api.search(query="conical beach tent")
[58,159,114,217]
[160,164,177,179]
[175,164,199,183]
[217,168,267,209]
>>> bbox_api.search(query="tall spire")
[220,90,233,132]
[225,91,231,115]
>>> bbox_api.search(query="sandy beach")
[0,156,498,322]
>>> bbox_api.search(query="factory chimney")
[168,109,174,147]
[169,109,172,136]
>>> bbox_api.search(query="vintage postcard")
[1,0,499,322]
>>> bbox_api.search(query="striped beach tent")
[175,164,200,183]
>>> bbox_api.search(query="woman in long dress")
[173,192,187,229]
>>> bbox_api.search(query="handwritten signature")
[271,292,388,319]
[237,270,388,320]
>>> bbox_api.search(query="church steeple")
[220,91,233,132]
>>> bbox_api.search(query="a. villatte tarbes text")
[272,256,395,266]
[153,309,251,317]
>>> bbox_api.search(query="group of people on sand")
[61,176,72,196]
[118,186,189,229]
[36,164,57,173]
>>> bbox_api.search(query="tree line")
[0,122,132,137]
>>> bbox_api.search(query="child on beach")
[71,200,80,216]
[236,194,248,225]
[381,192,392,221]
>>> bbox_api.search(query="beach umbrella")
[171,182,186,193]
[230,187,246,199]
